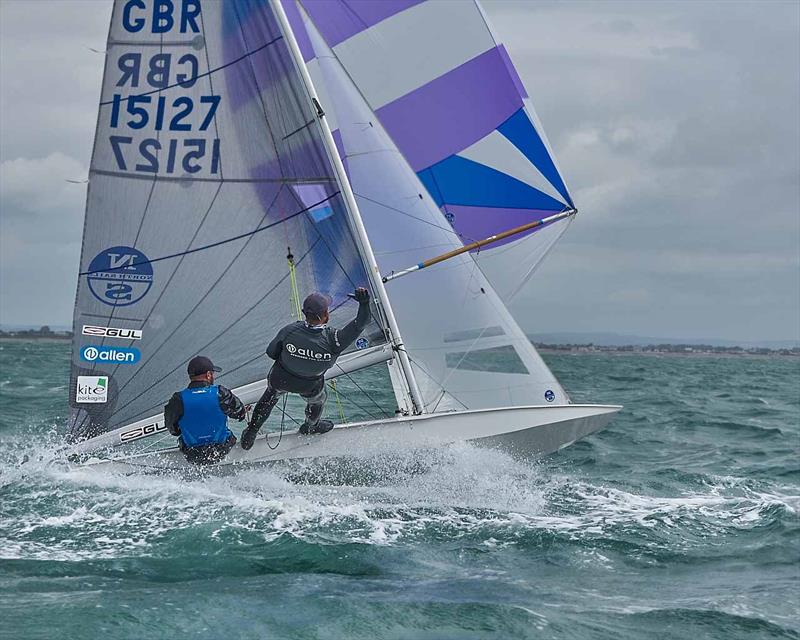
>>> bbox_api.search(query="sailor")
[240,287,371,450]
[164,355,246,465]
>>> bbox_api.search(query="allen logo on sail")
[80,345,141,365]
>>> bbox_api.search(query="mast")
[271,0,426,415]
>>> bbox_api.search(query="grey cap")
[302,292,331,318]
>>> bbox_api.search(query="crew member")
[164,355,246,464]
[241,287,371,450]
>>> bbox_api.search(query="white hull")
[77,404,621,473]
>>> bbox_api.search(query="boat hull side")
[75,404,621,471]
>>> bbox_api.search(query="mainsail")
[282,0,575,302]
[68,0,389,444]
[298,5,568,412]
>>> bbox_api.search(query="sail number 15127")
[109,94,220,132]
[109,136,220,175]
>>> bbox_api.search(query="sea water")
[0,341,797,639]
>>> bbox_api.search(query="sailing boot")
[298,401,334,435]
[241,389,278,450]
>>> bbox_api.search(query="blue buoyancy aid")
[177,385,230,448]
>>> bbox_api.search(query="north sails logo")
[285,343,331,361]
[86,246,154,308]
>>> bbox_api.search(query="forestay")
[68,0,386,446]
[282,0,575,302]
[301,9,568,413]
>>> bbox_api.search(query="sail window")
[443,326,505,343]
[445,345,529,374]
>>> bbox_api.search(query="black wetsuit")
[164,380,245,464]
[249,299,371,430]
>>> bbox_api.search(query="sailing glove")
[353,287,370,303]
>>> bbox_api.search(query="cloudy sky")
[0,0,798,343]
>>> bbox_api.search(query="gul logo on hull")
[120,421,167,443]
[86,246,153,307]
[82,325,143,340]
[76,376,108,403]
[81,345,141,364]
[544,390,555,402]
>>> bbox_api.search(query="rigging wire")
[79,193,338,276]
[353,191,474,244]
[287,247,303,319]
[328,379,347,422]
[105,241,320,424]
[431,259,490,413]
[264,394,288,450]
[336,369,391,419]
[95,181,227,396]
[391,343,470,413]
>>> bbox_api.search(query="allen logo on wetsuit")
[285,343,333,361]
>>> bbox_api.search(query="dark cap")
[302,292,331,318]
[187,355,222,377]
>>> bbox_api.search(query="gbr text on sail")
[105,0,221,177]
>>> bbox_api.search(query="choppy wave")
[1,342,798,639]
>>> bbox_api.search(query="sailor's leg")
[251,386,281,428]
[241,385,282,450]
[300,383,333,434]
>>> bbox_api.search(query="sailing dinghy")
[65,0,620,470]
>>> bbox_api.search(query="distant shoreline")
[0,336,71,343]
[0,335,796,358]
[535,345,798,358]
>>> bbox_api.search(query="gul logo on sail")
[82,325,143,340]
[76,376,108,403]
[81,345,141,365]
[86,246,153,307]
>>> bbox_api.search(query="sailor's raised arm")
[333,288,371,353]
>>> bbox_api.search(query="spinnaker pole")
[382,209,576,284]
[271,0,426,415]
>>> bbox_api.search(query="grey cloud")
[486,0,799,341]
[0,0,797,342]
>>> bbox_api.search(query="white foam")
[1,434,796,561]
